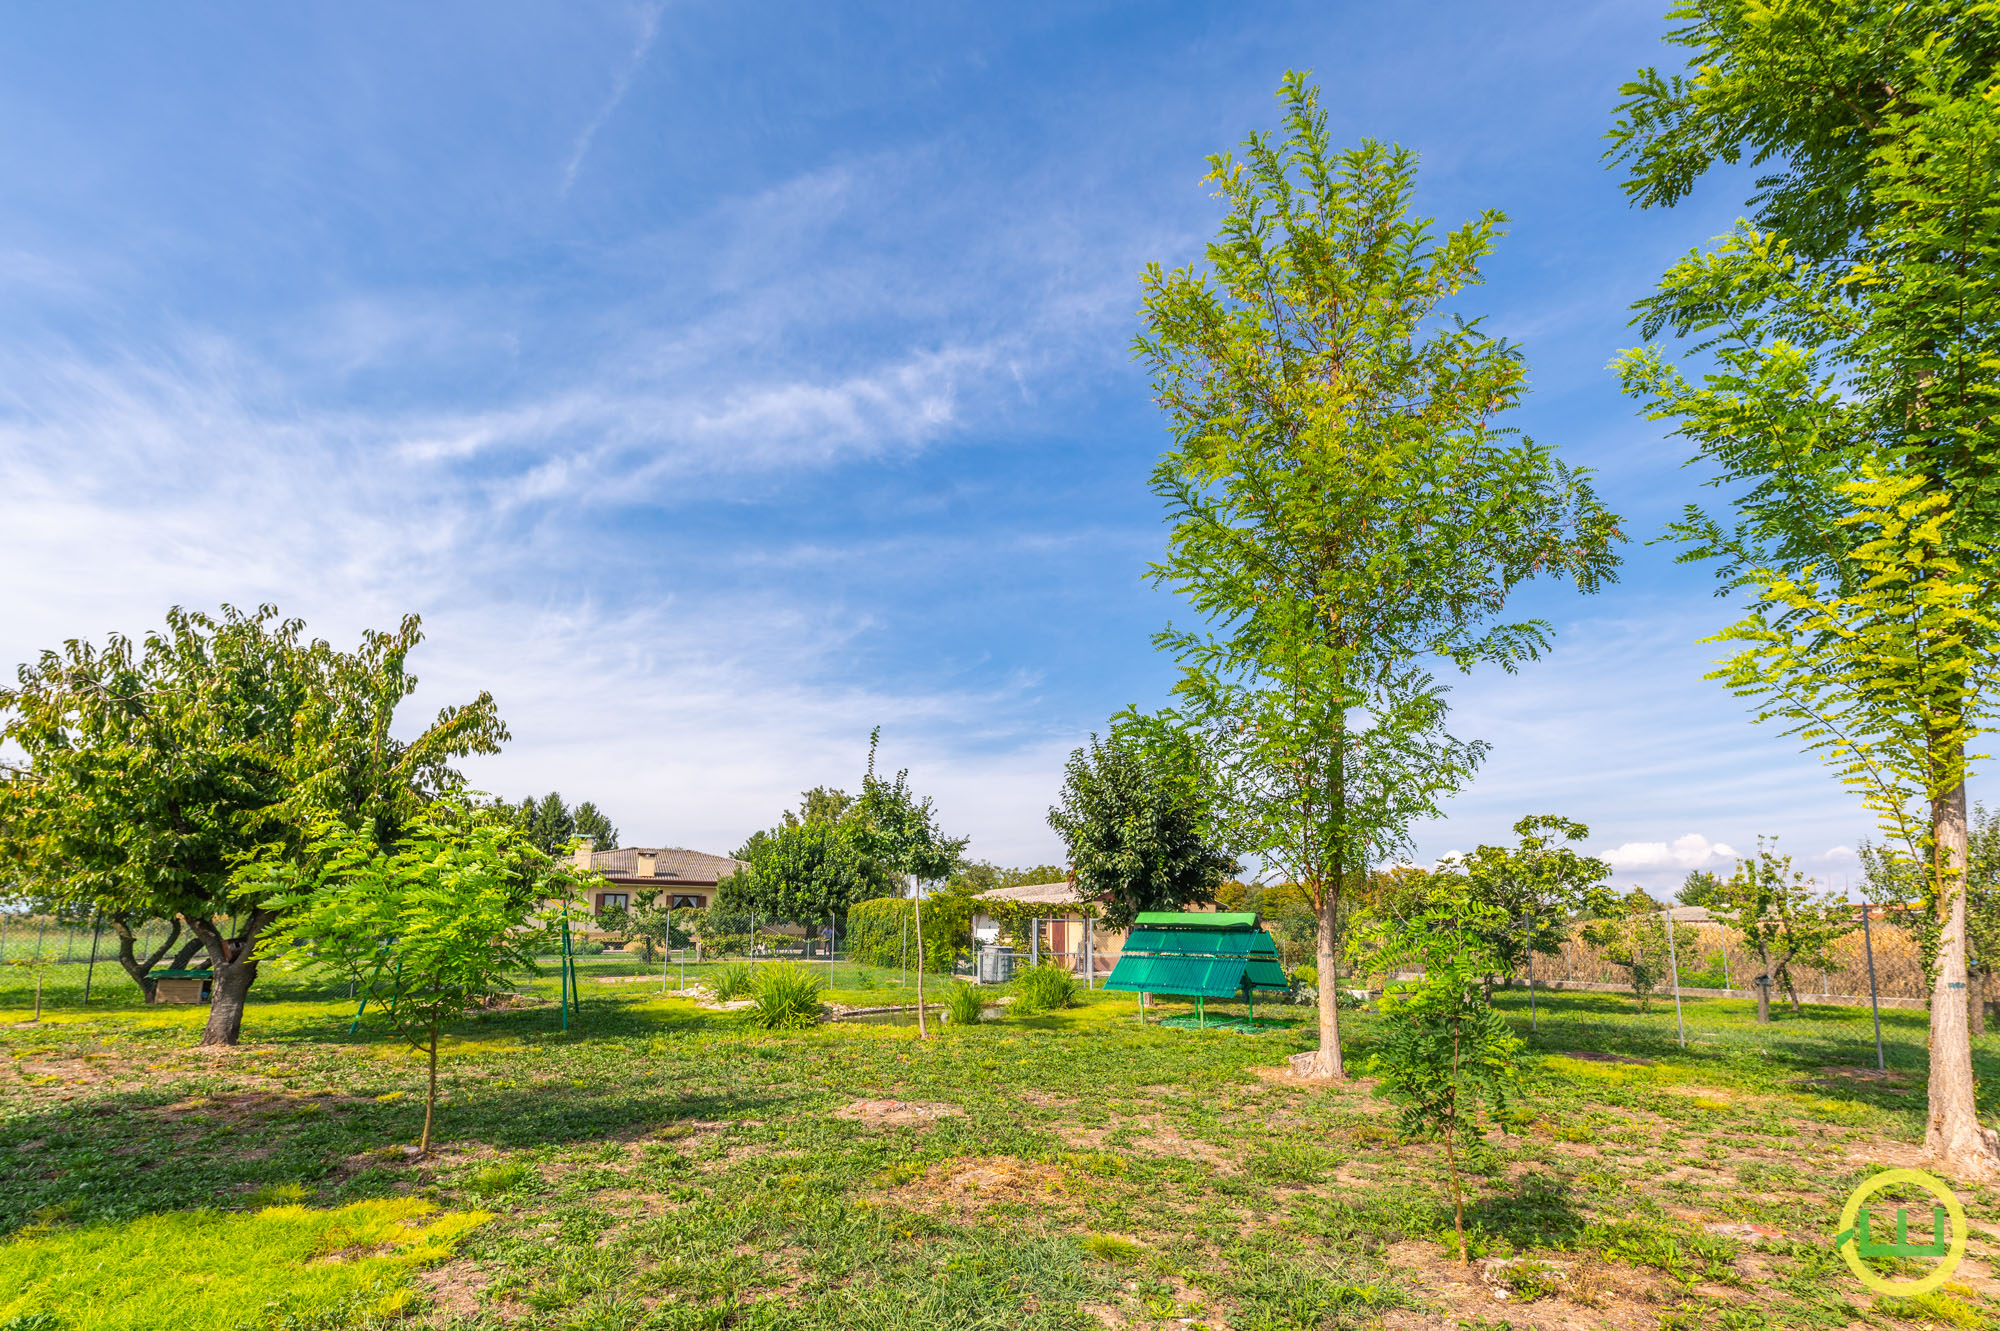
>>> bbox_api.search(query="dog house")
[1102,911,1291,1029]
[151,968,213,1004]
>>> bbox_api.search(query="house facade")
[567,839,749,918]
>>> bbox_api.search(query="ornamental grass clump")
[750,962,824,1030]
[711,961,756,1001]
[1013,963,1078,1014]
[943,981,985,1027]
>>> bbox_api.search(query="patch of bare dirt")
[143,1089,350,1123]
[1128,1121,1239,1172]
[1561,1050,1653,1066]
[1018,1089,1079,1110]
[833,1098,961,1127]
[414,1258,492,1321]
[887,1156,1080,1217]
[1382,1238,1665,1331]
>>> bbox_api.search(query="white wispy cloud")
[560,4,664,198]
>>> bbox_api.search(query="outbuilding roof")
[974,881,1087,908]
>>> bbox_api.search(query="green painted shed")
[1103,912,1291,1026]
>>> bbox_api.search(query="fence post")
[33,917,47,1022]
[1030,918,1040,969]
[1525,915,1537,1034]
[1861,903,1886,1072]
[1085,916,1094,989]
[1664,907,1686,1049]
[83,910,103,1004]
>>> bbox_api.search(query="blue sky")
[0,1,1932,893]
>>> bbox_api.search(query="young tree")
[1354,894,1523,1263]
[0,606,505,1045]
[1580,888,1693,1012]
[1611,0,2000,1175]
[1438,815,1616,985]
[274,802,557,1155]
[1683,846,1855,1022]
[611,899,688,966]
[1046,732,1238,931]
[856,731,966,1038]
[1135,74,1622,1079]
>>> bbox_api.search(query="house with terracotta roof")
[566,839,749,917]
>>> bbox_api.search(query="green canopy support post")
[559,916,574,1032]
[1197,995,1205,1028]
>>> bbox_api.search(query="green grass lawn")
[4,971,1999,1330]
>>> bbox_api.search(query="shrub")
[751,963,825,1030]
[845,895,970,973]
[1292,964,1317,989]
[712,962,756,1000]
[1014,963,1078,1013]
[943,981,985,1027]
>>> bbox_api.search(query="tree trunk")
[421,1023,439,1156]
[113,917,182,1002]
[914,891,928,1039]
[202,957,259,1046]
[1970,966,1987,1038]
[1925,773,2000,1178]
[1755,970,1770,1024]
[1302,879,1345,1079]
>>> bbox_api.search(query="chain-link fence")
[0,913,358,1013]
[1474,906,1970,1073]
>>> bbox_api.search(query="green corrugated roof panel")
[1105,944,1293,998]
[1132,911,1260,930]
[1104,953,1248,998]
[1243,955,1290,989]
[1109,912,1293,998]
[1122,928,1247,957]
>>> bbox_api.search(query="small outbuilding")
[1102,911,1291,1029]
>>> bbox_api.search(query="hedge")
[846,894,972,973]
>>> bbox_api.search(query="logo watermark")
[1834,1168,1967,1297]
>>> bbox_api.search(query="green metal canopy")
[1104,911,1292,1000]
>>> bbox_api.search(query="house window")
[599,893,629,913]
[670,894,704,910]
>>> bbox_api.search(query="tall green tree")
[508,794,619,855]
[1046,731,1238,931]
[734,786,895,901]
[1135,74,1622,1080]
[0,606,506,1045]
[1611,1,2000,1175]
[729,817,874,944]
[856,730,967,1038]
